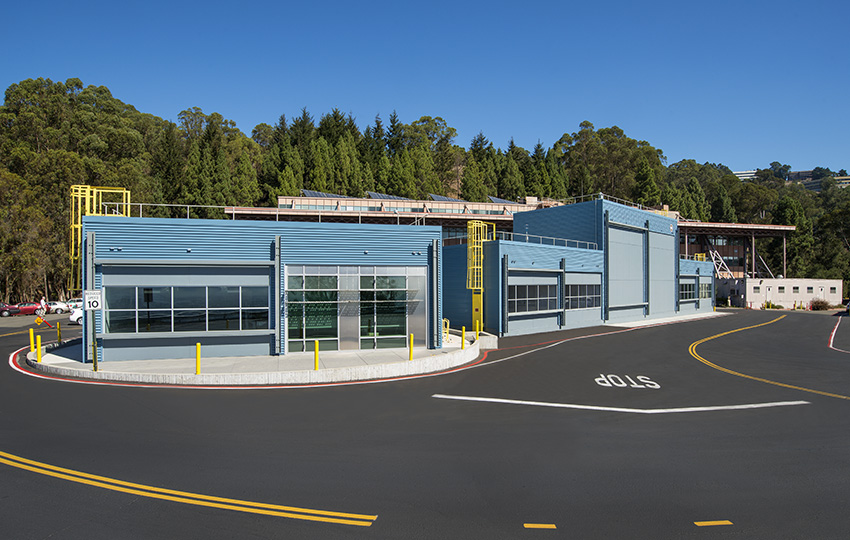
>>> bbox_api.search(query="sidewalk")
[22,312,725,387]
[26,332,492,386]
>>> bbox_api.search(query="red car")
[0,303,21,317]
[13,302,47,316]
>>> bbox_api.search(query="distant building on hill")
[800,176,850,193]
[788,170,813,182]
[733,170,757,181]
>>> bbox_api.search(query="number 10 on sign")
[84,290,103,311]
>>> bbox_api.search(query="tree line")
[1,77,848,302]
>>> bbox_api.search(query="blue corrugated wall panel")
[84,216,441,265]
[679,259,714,276]
[442,244,474,330]
[513,200,603,247]
[498,241,604,272]
[602,200,677,236]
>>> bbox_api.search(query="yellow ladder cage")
[70,185,131,294]
[466,220,495,333]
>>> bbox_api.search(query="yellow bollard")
[195,343,201,375]
[409,333,413,361]
[475,320,480,340]
[462,326,466,350]
[29,328,35,352]
[314,340,319,370]
[92,342,98,372]
[36,335,42,363]
[57,322,62,342]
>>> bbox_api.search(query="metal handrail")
[495,231,598,251]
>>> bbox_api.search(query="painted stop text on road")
[595,374,660,389]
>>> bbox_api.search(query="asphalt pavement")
[2,308,849,539]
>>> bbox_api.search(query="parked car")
[0,302,21,317]
[47,301,70,314]
[66,298,84,310]
[14,302,46,316]
[70,308,83,325]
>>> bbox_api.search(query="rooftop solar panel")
[429,193,466,202]
[366,191,410,200]
[301,189,349,198]
[488,195,517,204]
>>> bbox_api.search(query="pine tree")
[711,185,737,223]
[499,155,525,201]
[634,155,661,207]
[307,137,332,193]
[461,156,487,201]
[389,149,416,198]
[685,177,710,221]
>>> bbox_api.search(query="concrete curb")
[24,338,484,386]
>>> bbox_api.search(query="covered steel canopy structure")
[679,221,796,278]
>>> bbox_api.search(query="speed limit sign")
[84,290,103,311]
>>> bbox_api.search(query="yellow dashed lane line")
[0,450,376,526]
[689,315,850,401]
[695,520,733,526]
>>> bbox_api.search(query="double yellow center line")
[0,450,376,526]
[689,315,850,401]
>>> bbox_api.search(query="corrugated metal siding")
[603,200,677,236]
[505,313,561,335]
[679,259,714,276]
[441,244,473,329]
[499,241,603,272]
[84,216,441,265]
[513,200,602,246]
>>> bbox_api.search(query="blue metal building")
[443,198,715,336]
[82,217,443,362]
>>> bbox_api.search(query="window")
[104,285,269,334]
[508,284,559,314]
[564,283,601,310]
[287,272,339,351]
[699,283,712,299]
[753,286,761,294]
[793,286,799,294]
[778,286,785,294]
[807,287,813,294]
[360,274,408,349]
[830,287,837,294]
[286,265,425,352]
[679,282,696,300]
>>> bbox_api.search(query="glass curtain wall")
[286,266,427,352]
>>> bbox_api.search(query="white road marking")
[828,316,850,354]
[432,394,809,414]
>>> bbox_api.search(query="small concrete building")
[717,277,843,309]
[442,198,715,336]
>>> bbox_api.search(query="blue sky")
[3,0,847,173]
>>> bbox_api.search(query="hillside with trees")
[1,77,848,302]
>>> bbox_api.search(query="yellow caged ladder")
[70,184,131,294]
[466,220,495,334]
